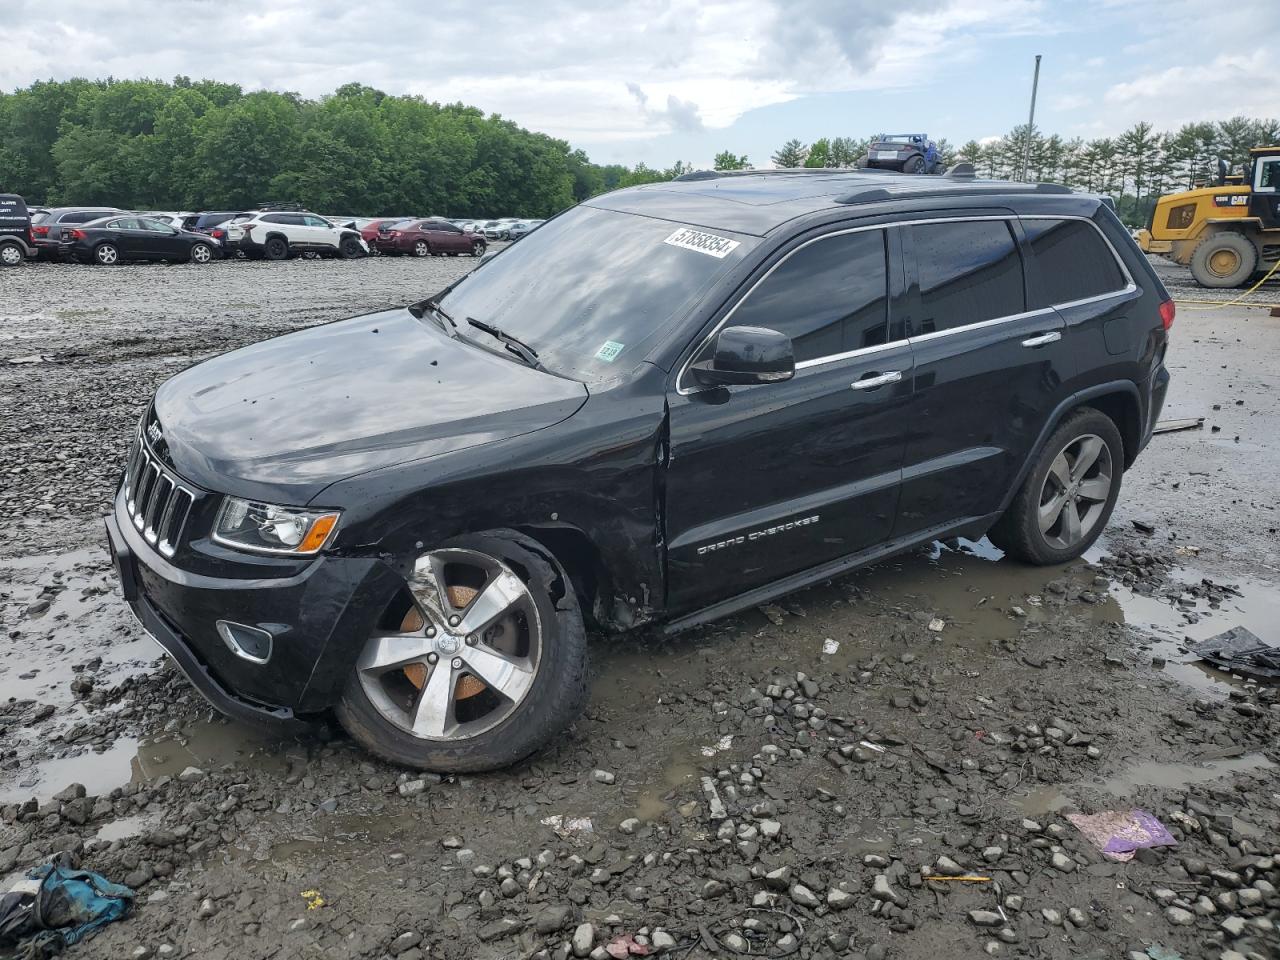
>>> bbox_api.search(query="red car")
[371,219,486,257]
[359,218,414,247]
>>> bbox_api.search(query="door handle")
[1021,331,1062,348]
[850,371,903,391]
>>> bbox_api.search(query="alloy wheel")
[472,241,484,257]
[355,549,542,741]
[414,240,429,257]
[1037,433,1113,551]
[96,244,119,265]
[191,244,211,264]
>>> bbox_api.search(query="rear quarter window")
[1023,218,1127,307]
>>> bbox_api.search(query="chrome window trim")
[676,213,1136,395]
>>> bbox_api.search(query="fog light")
[216,620,274,664]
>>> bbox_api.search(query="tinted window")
[138,218,172,233]
[260,214,285,224]
[303,215,330,228]
[439,205,757,382]
[106,218,137,229]
[63,211,106,224]
[1023,219,1126,306]
[913,221,1024,333]
[727,230,889,363]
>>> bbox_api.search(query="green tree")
[804,138,831,167]
[713,150,750,170]
[771,139,808,168]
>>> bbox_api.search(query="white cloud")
[1100,50,1275,129]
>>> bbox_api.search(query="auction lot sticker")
[663,227,740,259]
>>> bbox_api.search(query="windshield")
[438,205,756,381]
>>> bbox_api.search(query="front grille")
[122,433,195,558]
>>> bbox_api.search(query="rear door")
[664,226,913,611]
[894,215,1074,539]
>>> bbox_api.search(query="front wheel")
[471,240,485,257]
[189,242,213,265]
[339,236,364,259]
[986,408,1123,565]
[336,530,588,772]
[1189,232,1257,288]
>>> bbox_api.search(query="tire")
[336,529,589,772]
[94,243,120,266]
[471,240,485,257]
[986,408,1124,565]
[1189,232,1257,288]
[263,237,289,261]
[339,236,364,259]
[905,155,926,174]
[189,242,213,265]
[0,243,23,267]
[412,240,430,258]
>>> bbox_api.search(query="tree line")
[0,77,689,216]
[754,118,1278,224]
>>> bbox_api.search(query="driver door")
[663,226,913,612]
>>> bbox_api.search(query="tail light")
[32,225,49,237]
[211,228,225,240]
[69,229,86,240]
[1158,298,1175,331]
[241,223,254,233]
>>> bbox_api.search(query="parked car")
[61,215,222,265]
[359,218,416,248]
[482,219,521,241]
[370,219,486,257]
[505,221,537,241]
[0,194,36,266]
[182,212,243,246]
[29,207,125,258]
[107,169,1171,772]
[222,211,368,260]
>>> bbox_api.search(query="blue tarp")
[0,856,134,958]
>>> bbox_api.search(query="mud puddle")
[1013,752,1275,817]
[0,717,288,804]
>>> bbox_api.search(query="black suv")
[106,169,1172,771]
[0,194,35,266]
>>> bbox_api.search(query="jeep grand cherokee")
[106,168,1172,772]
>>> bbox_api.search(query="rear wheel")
[1189,232,1257,288]
[264,237,289,261]
[0,243,23,267]
[905,155,926,174]
[189,242,213,265]
[412,240,430,258]
[336,530,588,772]
[94,243,120,266]
[987,408,1123,565]
[471,240,485,257]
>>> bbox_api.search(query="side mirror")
[690,325,795,387]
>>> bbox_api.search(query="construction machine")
[1137,146,1280,287]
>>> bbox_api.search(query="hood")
[153,308,588,504]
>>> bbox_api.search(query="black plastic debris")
[1189,627,1280,680]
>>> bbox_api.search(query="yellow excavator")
[1137,145,1280,287]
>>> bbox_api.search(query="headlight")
[213,497,340,555]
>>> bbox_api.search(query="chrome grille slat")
[124,428,196,558]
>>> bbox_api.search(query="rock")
[177,767,205,783]
[872,874,905,907]
[592,770,615,785]
[789,883,819,908]
[1067,907,1086,927]
[535,905,573,934]
[477,918,524,942]
[618,818,639,835]
[130,948,154,960]
[1236,888,1262,907]
[722,933,748,953]
[827,887,855,910]
[1165,906,1195,926]
[934,855,965,876]
[572,922,595,957]
[1050,851,1076,873]
[1220,916,1247,937]
[651,930,676,953]
[969,910,1004,927]
[398,780,428,797]
[1041,908,1062,926]
[197,898,218,919]
[390,932,423,955]
[758,819,782,839]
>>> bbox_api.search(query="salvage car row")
[0,195,543,266]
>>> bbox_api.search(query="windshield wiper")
[422,299,457,336]
[466,318,544,371]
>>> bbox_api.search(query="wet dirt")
[0,257,1277,960]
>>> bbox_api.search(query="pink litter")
[605,934,651,958]
[1066,809,1177,862]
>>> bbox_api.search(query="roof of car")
[586,167,1086,237]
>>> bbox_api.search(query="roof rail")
[832,188,893,205]
[671,167,857,182]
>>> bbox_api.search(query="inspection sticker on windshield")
[595,340,625,363]
[663,227,740,259]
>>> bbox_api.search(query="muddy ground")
[0,253,1277,960]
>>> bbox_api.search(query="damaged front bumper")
[106,486,404,725]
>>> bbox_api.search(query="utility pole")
[1020,54,1042,182]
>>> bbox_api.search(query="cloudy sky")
[4,0,1275,168]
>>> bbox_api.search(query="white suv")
[224,211,368,260]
